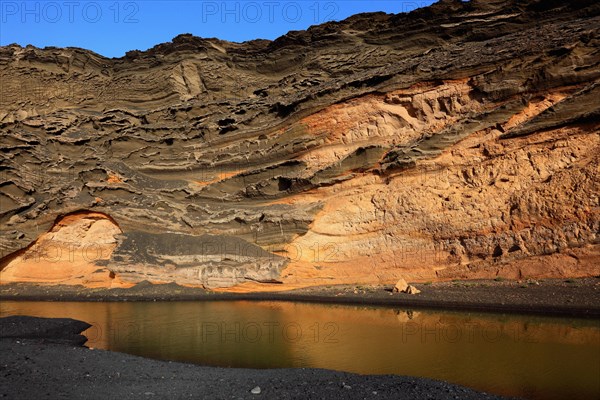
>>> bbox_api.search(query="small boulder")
[406,285,421,295]
[250,386,261,395]
[393,278,408,293]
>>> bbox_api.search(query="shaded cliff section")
[1,0,599,289]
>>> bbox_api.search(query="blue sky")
[0,1,435,58]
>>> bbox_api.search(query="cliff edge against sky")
[1,0,599,291]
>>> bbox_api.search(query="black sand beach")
[1,278,599,317]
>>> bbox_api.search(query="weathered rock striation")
[1,0,599,290]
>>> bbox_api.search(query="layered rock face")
[0,212,128,287]
[1,0,599,290]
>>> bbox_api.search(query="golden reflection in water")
[1,301,598,400]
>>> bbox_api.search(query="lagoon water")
[1,301,598,399]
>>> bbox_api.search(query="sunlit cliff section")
[0,211,129,287]
[1,0,599,290]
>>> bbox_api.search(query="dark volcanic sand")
[0,316,507,400]
[1,277,599,317]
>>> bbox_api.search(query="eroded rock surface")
[0,212,126,287]
[1,0,599,289]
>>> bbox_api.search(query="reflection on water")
[1,301,599,400]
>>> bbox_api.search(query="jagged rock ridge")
[1,0,599,290]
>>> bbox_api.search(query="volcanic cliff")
[1,0,599,291]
